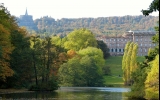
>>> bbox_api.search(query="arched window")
[115,49,117,52]
[111,49,114,52]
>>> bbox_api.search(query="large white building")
[97,31,156,56]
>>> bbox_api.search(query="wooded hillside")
[33,15,159,36]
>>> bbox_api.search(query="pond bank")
[0,89,33,94]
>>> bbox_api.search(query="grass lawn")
[103,56,145,87]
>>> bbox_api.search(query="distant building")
[97,31,156,56]
[18,9,38,30]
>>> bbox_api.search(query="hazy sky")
[1,0,159,20]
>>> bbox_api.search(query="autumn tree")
[0,4,16,85]
[0,24,14,83]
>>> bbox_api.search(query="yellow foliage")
[145,55,159,100]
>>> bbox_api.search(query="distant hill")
[33,15,159,36]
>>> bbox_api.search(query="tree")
[7,29,33,88]
[0,3,19,87]
[122,42,131,85]
[142,0,159,16]
[97,40,110,59]
[129,43,138,85]
[64,28,97,51]
[30,35,40,87]
[58,47,105,86]
[145,54,159,99]
[122,42,138,86]
[58,57,82,86]
[78,47,105,69]
[127,0,159,99]
[80,55,104,86]
[29,35,60,91]
[0,24,14,82]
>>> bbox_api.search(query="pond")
[0,87,130,100]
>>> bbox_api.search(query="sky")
[1,0,159,20]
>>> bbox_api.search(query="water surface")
[0,87,130,100]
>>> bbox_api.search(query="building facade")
[97,31,156,56]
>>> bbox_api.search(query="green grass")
[106,56,123,76]
[103,56,145,87]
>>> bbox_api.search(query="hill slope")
[33,15,159,36]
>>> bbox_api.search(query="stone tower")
[18,8,38,30]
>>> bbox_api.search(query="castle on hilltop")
[18,9,38,31]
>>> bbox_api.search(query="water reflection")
[0,87,130,100]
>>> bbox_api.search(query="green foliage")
[122,42,130,84]
[127,62,148,99]
[145,55,159,99]
[0,46,2,58]
[29,76,59,91]
[7,29,33,88]
[128,23,159,99]
[142,0,159,16]
[58,57,82,86]
[58,47,105,86]
[122,42,138,85]
[64,28,97,51]
[0,17,14,82]
[80,55,104,86]
[78,47,105,69]
[97,40,110,59]
[34,15,158,36]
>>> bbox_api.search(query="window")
[144,49,147,52]
[115,49,117,52]
[111,49,114,52]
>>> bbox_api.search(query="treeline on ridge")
[33,15,158,36]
